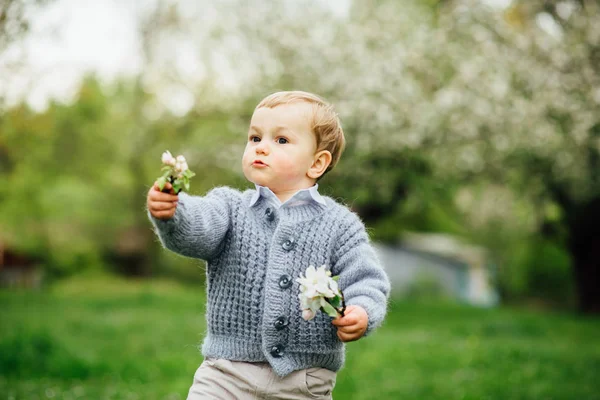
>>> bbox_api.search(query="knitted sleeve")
[147,186,236,260]
[331,210,391,337]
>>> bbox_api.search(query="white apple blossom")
[161,150,176,167]
[157,151,196,194]
[146,0,600,251]
[297,265,342,320]
[302,309,316,321]
[175,161,188,173]
[297,265,339,299]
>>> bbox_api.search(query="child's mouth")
[253,160,267,167]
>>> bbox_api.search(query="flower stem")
[326,290,346,318]
[339,290,346,317]
[161,176,181,194]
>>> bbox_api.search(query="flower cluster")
[297,265,345,321]
[156,150,196,194]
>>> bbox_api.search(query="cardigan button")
[282,237,296,251]
[265,208,275,222]
[270,344,285,358]
[278,274,292,289]
[274,316,289,330]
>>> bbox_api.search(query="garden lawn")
[1,275,599,399]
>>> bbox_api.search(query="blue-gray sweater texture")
[148,186,391,377]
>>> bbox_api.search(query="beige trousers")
[186,358,337,400]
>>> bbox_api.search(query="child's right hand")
[147,181,179,220]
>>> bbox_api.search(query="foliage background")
[1,0,600,398]
[2,0,596,307]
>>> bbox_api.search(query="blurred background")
[1,0,599,398]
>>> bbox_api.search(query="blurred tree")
[492,0,600,312]
[0,79,114,276]
[3,0,598,310]
[353,0,598,312]
[0,75,242,278]
[0,0,52,108]
[0,0,50,52]
[165,0,598,311]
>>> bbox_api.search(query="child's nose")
[256,141,269,154]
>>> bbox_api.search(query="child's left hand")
[331,305,368,342]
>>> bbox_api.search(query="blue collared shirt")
[249,184,327,209]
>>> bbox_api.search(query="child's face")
[242,102,318,194]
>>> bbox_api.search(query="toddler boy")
[147,91,390,399]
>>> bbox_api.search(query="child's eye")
[250,136,261,142]
[276,137,288,144]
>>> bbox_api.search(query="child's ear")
[308,150,332,180]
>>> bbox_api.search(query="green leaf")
[321,301,339,318]
[173,184,181,193]
[184,181,190,191]
[329,295,341,308]
[156,176,166,190]
[161,166,172,172]
[332,275,340,282]
[162,170,172,179]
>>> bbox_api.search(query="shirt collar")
[249,184,327,208]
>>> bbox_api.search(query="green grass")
[1,275,599,399]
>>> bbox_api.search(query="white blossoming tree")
[126,0,600,311]
[215,0,600,312]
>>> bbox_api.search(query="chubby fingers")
[148,200,178,220]
[332,313,359,327]
[150,182,178,201]
[331,305,368,342]
[152,181,177,195]
[150,200,178,211]
[331,305,368,326]
[336,330,363,342]
[148,182,179,219]
[332,319,363,334]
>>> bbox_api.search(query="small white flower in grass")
[297,265,345,321]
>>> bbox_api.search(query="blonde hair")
[256,91,346,178]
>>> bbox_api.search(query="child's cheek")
[280,160,300,180]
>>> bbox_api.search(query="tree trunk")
[569,197,600,314]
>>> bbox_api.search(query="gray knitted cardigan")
[148,186,391,377]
